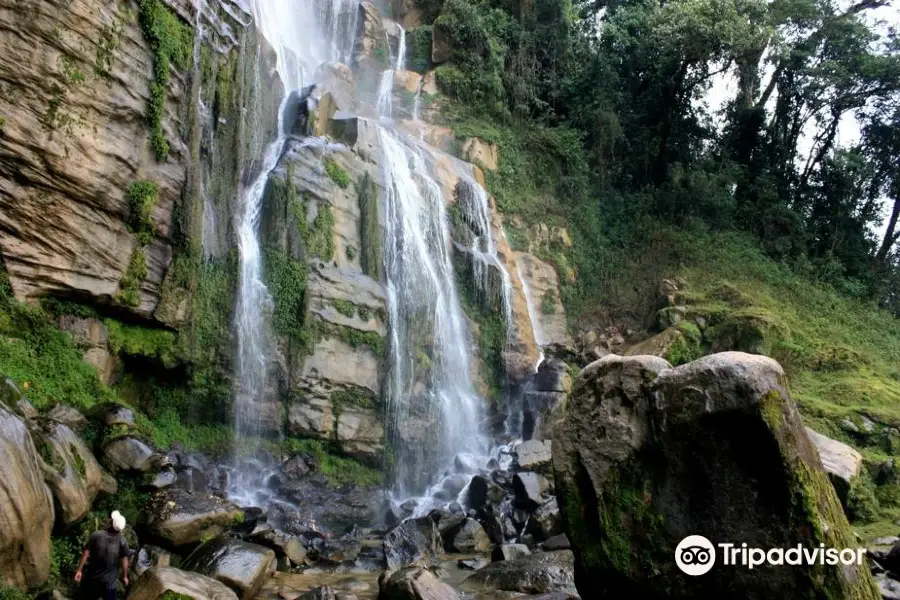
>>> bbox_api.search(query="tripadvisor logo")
[675,535,867,576]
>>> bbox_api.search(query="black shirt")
[84,530,130,588]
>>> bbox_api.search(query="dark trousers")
[78,581,117,600]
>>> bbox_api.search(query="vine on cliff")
[136,0,192,161]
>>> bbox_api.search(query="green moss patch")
[117,248,147,308]
[324,158,350,189]
[136,0,192,161]
[126,180,158,246]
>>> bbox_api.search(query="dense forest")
[412,0,900,315]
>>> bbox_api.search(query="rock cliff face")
[552,352,879,599]
[0,0,280,323]
[0,0,569,467]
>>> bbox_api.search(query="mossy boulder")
[552,352,879,599]
[0,396,54,589]
[708,310,788,355]
[30,416,105,526]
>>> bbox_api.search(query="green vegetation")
[281,436,383,487]
[0,267,118,412]
[409,26,433,73]
[0,585,31,600]
[331,387,376,410]
[356,173,382,280]
[105,319,178,368]
[307,203,335,261]
[95,17,123,79]
[263,248,310,346]
[332,299,356,318]
[136,0,192,160]
[345,245,357,261]
[540,289,556,315]
[0,116,5,132]
[117,248,147,308]
[126,180,158,245]
[324,158,350,189]
[70,444,86,478]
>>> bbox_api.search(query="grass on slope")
[632,227,900,539]
[0,266,382,486]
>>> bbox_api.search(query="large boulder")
[0,399,54,588]
[460,551,577,596]
[805,427,863,506]
[552,352,880,599]
[379,567,459,600]
[31,417,105,526]
[127,566,238,600]
[145,489,243,547]
[383,517,442,570]
[182,538,276,600]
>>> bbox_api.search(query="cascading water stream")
[228,0,361,503]
[223,0,537,509]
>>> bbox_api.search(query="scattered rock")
[92,403,136,427]
[492,544,531,563]
[134,545,171,577]
[540,534,570,551]
[380,567,459,600]
[251,530,307,566]
[449,519,491,553]
[174,466,209,493]
[458,557,489,570]
[46,404,89,431]
[527,498,561,541]
[513,472,549,510]
[876,574,900,600]
[513,440,553,475]
[127,566,238,600]
[145,489,243,547]
[0,398,54,588]
[383,517,442,570]
[461,551,577,596]
[182,538,276,600]
[102,437,158,473]
[805,426,863,506]
[300,587,338,600]
[467,475,505,511]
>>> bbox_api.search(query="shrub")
[136,0,192,161]
[117,248,147,308]
[324,159,350,189]
[126,180,158,245]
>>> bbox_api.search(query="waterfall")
[379,129,487,496]
[228,0,360,503]
[226,0,522,502]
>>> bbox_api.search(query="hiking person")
[73,510,131,600]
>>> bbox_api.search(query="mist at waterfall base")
[218,0,542,516]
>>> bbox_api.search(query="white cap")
[111,510,126,532]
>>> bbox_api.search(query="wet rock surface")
[145,488,243,547]
[460,551,578,596]
[183,538,277,599]
[383,517,443,570]
[127,566,239,600]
